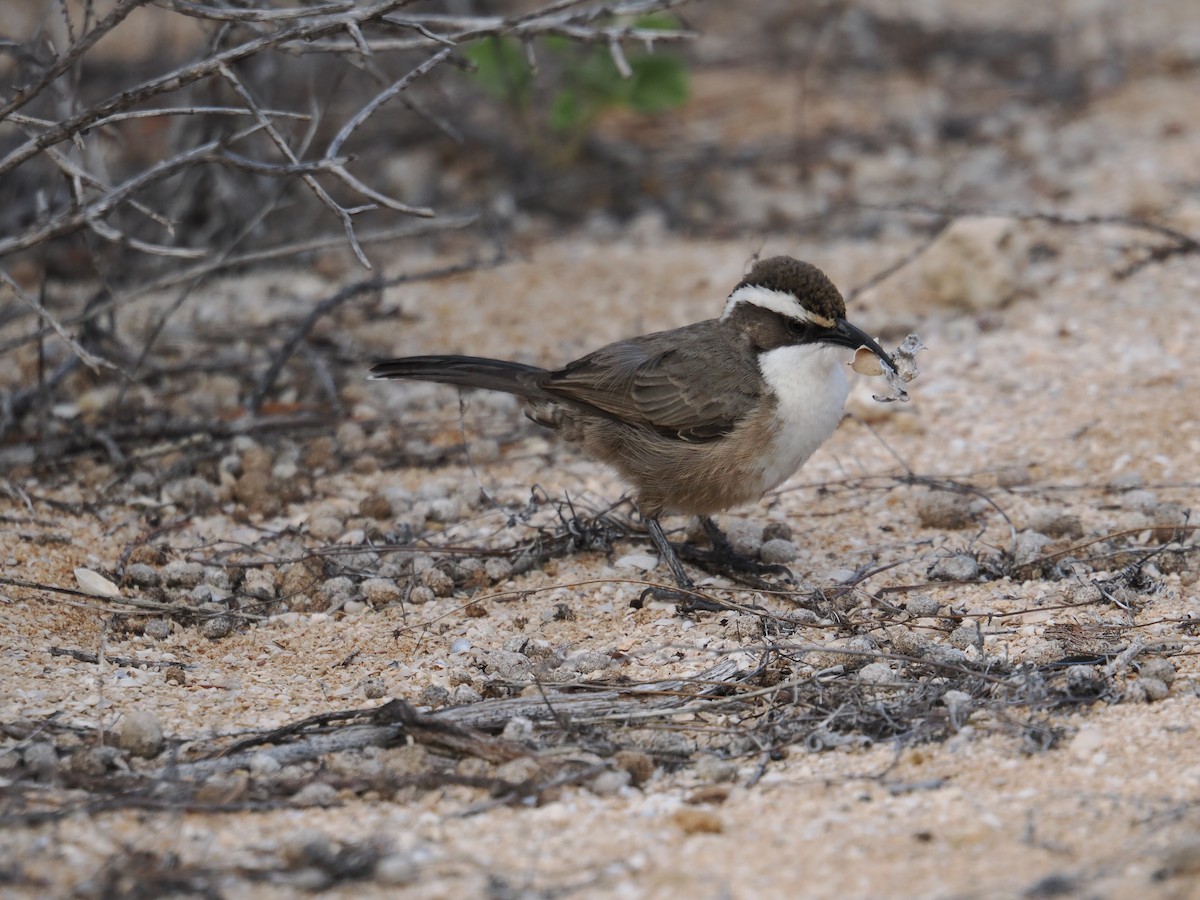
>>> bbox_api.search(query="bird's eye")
[788,320,812,339]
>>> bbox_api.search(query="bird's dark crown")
[731,256,847,324]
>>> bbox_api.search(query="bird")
[370,256,896,590]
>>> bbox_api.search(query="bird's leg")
[676,515,794,588]
[699,516,736,555]
[639,516,729,612]
[644,516,695,589]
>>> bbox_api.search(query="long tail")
[369,355,548,399]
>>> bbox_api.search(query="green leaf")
[549,89,588,132]
[626,55,689,113]
[632,13,680,31]
[463,36,533,104]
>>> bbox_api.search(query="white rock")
[74,568,121,598]
[615,553,659,572]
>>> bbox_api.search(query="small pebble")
[425,498,461,523]
[1136,676,1170,702]
[162,476,216,512]
[250,752,283,777]
[336,421,367,455]
[1068,582,1103,604]
[143,618,171,640]
[201,609,235,640]
[995,466,1032,488]
[941,690,973,714]
[916,492,975,530]
[308,516,344,541]
[203,567,232,591]
[494,756,542,786]
[759,539,798,565]
[615,552,659,572]
[949,622,983,650]
[115,710,165,758]
[761,522,794,542]
[419,567,455,597]
[1065,665,1104,697]
[1140,658,1176,685]
[162,560,205,589]
[361,676,387,699]
[693,754,738,783]
[451,557,485,587]
[125,564,161,588]
[857,662,898,684]
[451,684,482,705]
[241,568,276,600]
[318,576,356,607]
[291,782,338,808]
[359,492,393,521]
[1160,836,1200,878]
[724,521,764,558]
[361,577,402,605]
[409,585,436,605]
[282,829,336,868]
[589,769,631,796]
[303,435,337,470]
[1121,489,1158,513]
[23,742,58,777]
[449,638,473,654]
[1029,510,1084,539]
[189,584,226,606]
[672,808,723,834]
[1013,530,1052,565]
[906,595,941,617]
[415,480,452,502]
[66,746,120,777]
[418,684,450,708]
[784,608,820,625]
[484,557,513,583]
[614,749,655,786]
[375,853,418,886]
[483,649,532,681]
[929,554,980,581]
[501,716,535,743]
[566,650,612,674]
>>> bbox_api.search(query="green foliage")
[464,36,535,110]
[463,18,689,157]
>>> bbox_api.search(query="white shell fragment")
[74,567,122,598]
[849,333,925,403]
[851,346,885,376]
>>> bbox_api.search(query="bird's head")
[721,256,897,373]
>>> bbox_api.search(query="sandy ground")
[5,3,1200,899]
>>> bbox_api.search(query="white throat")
[755,342,849,493]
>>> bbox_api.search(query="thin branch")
[0,0,152,121]
[0,269,112,372]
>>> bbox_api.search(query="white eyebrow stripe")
[720,284,836,328]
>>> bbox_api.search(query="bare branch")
[0,269,113,372]
[326,47,452,158]
[0,0,152,121]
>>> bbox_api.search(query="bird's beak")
[826,318,897,373]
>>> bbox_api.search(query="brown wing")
[538,321,761,442]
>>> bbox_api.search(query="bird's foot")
[635,584,728,613]
[678,517,794,590]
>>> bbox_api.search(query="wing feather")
[538,322,760,442]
